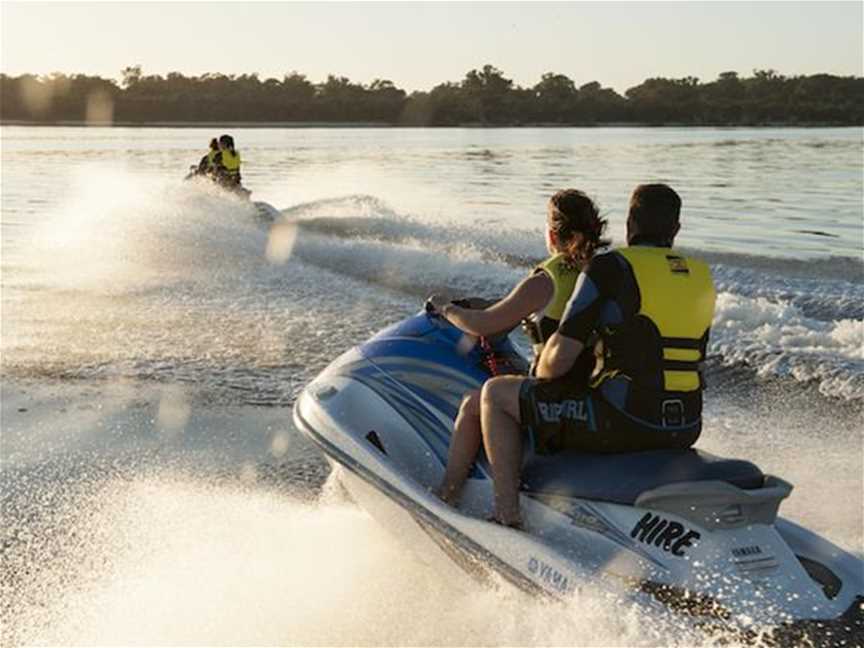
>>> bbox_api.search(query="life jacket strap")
[661,336,703,349]
[661,359,704,372]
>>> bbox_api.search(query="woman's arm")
[436,272,554,337]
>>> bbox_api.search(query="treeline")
[2,65,862,126]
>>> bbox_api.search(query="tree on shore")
[1,66,861,125]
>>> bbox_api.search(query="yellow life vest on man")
[220,149,241,175]
[523,253,579,353]
[600,246,715,395]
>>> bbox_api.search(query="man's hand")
[536,332,584,380]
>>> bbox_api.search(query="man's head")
[626,184,681,247]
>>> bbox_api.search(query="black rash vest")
[558,250,640,343]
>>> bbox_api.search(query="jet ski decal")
[573,503,668,569]
[361,337,493,383]
[338,355,488,477]
[370,357,479,418]
[631,513,701,557]
[334,361,455,468]
[526,494,667,569]
[527,557,571,593]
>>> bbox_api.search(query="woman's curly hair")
[548,189,610,268]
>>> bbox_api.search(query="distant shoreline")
[5,69,861,128]
[2,119,858,128]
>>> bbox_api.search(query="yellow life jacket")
[601,246,715,394]
[220,149,241,175]
[523,253,579,352]
[206,149,219,168]
[538,254,580,322]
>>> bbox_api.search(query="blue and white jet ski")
[293,307,863,644]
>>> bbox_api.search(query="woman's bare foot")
[434,485,459,507]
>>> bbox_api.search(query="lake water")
[1,125,862,646]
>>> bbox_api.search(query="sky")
[1,1,862,93]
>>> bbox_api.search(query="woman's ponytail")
[548,189,610,268]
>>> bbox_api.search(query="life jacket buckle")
[661,399,684,427]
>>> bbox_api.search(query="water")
[1,125,862,645]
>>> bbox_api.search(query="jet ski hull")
[293,313,864,643]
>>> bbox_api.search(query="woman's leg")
[480,375,527,527]
[437,390,482,505]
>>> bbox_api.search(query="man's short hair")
[627,184,681,246]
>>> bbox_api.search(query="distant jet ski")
[184,164,250,196]
[293,304,864,645]
[183,166,278,223]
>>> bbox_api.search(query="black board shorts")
[518,378,701,455]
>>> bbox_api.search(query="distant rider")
[196,138,220,177]
[213,134,242,189]
[478,184,717,527]
[430,189,609,508]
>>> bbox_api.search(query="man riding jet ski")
[212,134,246,194]
[293,191,863,644]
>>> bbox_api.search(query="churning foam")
[6,471,721,647]
[18,166,265,295]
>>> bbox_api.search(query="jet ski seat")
[520,449,765,505]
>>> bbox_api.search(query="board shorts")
[518,377,701,455]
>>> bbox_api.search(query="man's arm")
[536,332,584,379]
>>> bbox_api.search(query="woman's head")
[209,138,219,151]
[546,189,609,266]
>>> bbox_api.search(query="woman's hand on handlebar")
[426,293,453,318]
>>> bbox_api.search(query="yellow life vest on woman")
[523,253,579,352]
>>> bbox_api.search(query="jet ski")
[292,306,864,644]
[182,166,279,222]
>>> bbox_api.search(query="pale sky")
[1,1,861,93]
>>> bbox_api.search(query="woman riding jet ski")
[428,188,608,520]
[185,138,219,179]
[293,189,863,644]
